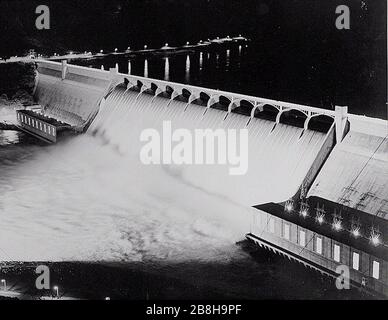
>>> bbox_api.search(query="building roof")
[308,130,388,220]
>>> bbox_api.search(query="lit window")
[352,252,360,270]
[268,218,275,234]
[299,230,306,247]
[283,223,290,240]
[333,244,341,262]
[28,118,31,125]
[315,236,322,254]
[372,261,380,280]
[44,124,47,133]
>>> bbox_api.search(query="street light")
[370,231,381,246]
[351,225,361,238]
[285,200,293,213]
[1,279,6,291]
[105,297,110,300]
[317,215,324,224]
[332,220,342,231]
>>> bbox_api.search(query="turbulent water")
[0,103,254,262]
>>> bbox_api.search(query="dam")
[20,60,388,297]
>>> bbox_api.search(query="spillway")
[30,60,338,207]
[89,84,332,206]
[34,61,112,127]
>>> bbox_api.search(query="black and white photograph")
[0,0,387,312]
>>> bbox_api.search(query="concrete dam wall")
[33,60,354,206]
[34,61,114,127]
[89,84,332,205]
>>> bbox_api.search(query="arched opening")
[160,85,174,99]
[307,115,334,132]
[123,78,137,91]
[150,83,159,93]
[182,88,192,99]
[174,88,191,103]
[190,92,210,107]
[254,104,279,121]
[131,80,143,92]
[278,109,308,128]
[209,95,231,112]
[154,85,173,99]
[232,99,254,116]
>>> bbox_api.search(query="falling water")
[91,85,328,206]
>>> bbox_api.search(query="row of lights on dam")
[53,43,245,58]
[100,47,243,80]
[284,199,382,246]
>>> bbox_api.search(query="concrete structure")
[25,61,387,297]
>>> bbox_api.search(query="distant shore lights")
[144,59,148,78]
[185,55,190,82]
[164,57,169,81]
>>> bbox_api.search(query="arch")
[123,78,137,90]
[199,92,211,103]
[277,108,308,128]
[250,102,265,118]
[181,88,192,99]
[207,94,232,111]
[253,103,280,121]
[150,82,159,93]
[165,85,174,95]
[305,114,335,132]
[228,99,255,116]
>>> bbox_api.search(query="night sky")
[0,0,386,117]
[0,0,386,55]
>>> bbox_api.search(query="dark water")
[73,37,387,120]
